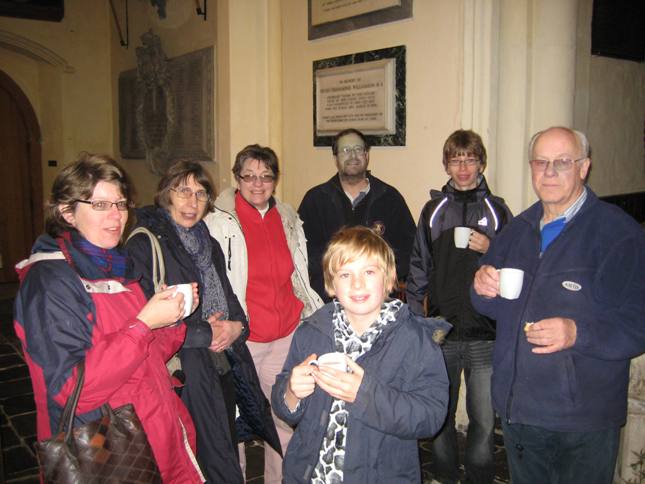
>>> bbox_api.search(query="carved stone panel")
[119,33,214,175]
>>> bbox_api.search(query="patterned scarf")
[168,214,231,374]
[71,230,128,278]
[312,298,403,483]
[167,214,228,320]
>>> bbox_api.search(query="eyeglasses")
[447,158,480,167]
[171,187,209,201]
[529,157,586,172]
[339,145,367,157]
[238,174,276,184]
[74,199,131,211]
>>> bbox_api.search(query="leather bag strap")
[58,360,85,441]
[127,227,166,293]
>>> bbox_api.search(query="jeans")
[432,340,495,484]
[501,421,620,484]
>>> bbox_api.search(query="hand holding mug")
[469,231,491,254]
[313,357,364,403]
[137,287,186,329]
[285,354,318,411]
[473,265,500,298]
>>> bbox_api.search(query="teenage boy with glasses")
[407,129,512,484]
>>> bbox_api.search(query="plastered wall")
[1,0,642,216]
[280,0,463,218]
[109,0,219,205]
[0,0,114,198]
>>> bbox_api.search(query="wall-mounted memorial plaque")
[119,38,214,174]
[308,0,412,40]
[313,45,405,147]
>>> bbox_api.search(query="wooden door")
[0,71,42,283]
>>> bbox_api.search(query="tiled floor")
[0,284,509,483]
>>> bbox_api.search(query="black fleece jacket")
[406,176,512,340]
[299,173,415,302]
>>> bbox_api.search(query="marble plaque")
[316,58,395,136]
[313,45,405,147]
[311,0,401,26]
[308,0,412,40]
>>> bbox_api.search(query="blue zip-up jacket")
[271,302,450,483]
[471,188,645,432]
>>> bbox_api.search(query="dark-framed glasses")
[529,157,586,172]
[74,199,131,211]
[171,187,210,201]
[339,145,367,157]
[238,174,276,184]
[448,158,480,167]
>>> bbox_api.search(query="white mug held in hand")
[309,352,348,372]
[454,227,472,249]
[498,268,524,300]
[171,283,193,319]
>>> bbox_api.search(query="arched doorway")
[0,70,42,283]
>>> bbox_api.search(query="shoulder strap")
[126,227,165,293]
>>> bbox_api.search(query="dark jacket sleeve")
[493,196,513,233]
[271,325,312,426]
[406,204,432,315]
[387,190,416,282]
[574,234,645,360]
[298,190,327,299]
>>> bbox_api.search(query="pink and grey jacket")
[14,232,203,483]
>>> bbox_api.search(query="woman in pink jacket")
[14,153,204,483]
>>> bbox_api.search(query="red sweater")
[236,192,304,342]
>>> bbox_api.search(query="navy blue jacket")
[271,302,450,483]
[471,189,645,432]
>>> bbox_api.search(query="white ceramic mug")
[171,283,193,319]
[454,227,472,249]
[498,268,524,300]
[309,352,348,372]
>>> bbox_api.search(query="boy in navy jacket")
[272,226,450,483]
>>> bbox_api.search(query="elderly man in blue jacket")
[471,126,645,484]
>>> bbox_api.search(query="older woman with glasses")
[204,144,323,483]
[14,153,204,483]
[126,160,280,484]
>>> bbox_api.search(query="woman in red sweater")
[205,145,322,483]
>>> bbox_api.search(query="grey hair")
[528,127,590,159]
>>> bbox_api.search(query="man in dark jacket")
[407,130,512,484]
[472,127,645,484]
[299,128,416,302]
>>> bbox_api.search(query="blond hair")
[322,226,397,297]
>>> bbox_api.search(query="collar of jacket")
[214,187,302,257]
[430,175,492,203]
[303,301,410,351]
[518,185,598,232]
[22,231,135,283]
[327,172,388,199]
[133,205,209,251]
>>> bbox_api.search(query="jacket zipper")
[505,226,542,424]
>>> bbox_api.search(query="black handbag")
[34,360,162,483]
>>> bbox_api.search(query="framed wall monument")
[313,45,405,147]
[308,0,412,40]
[119,31,214,175]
